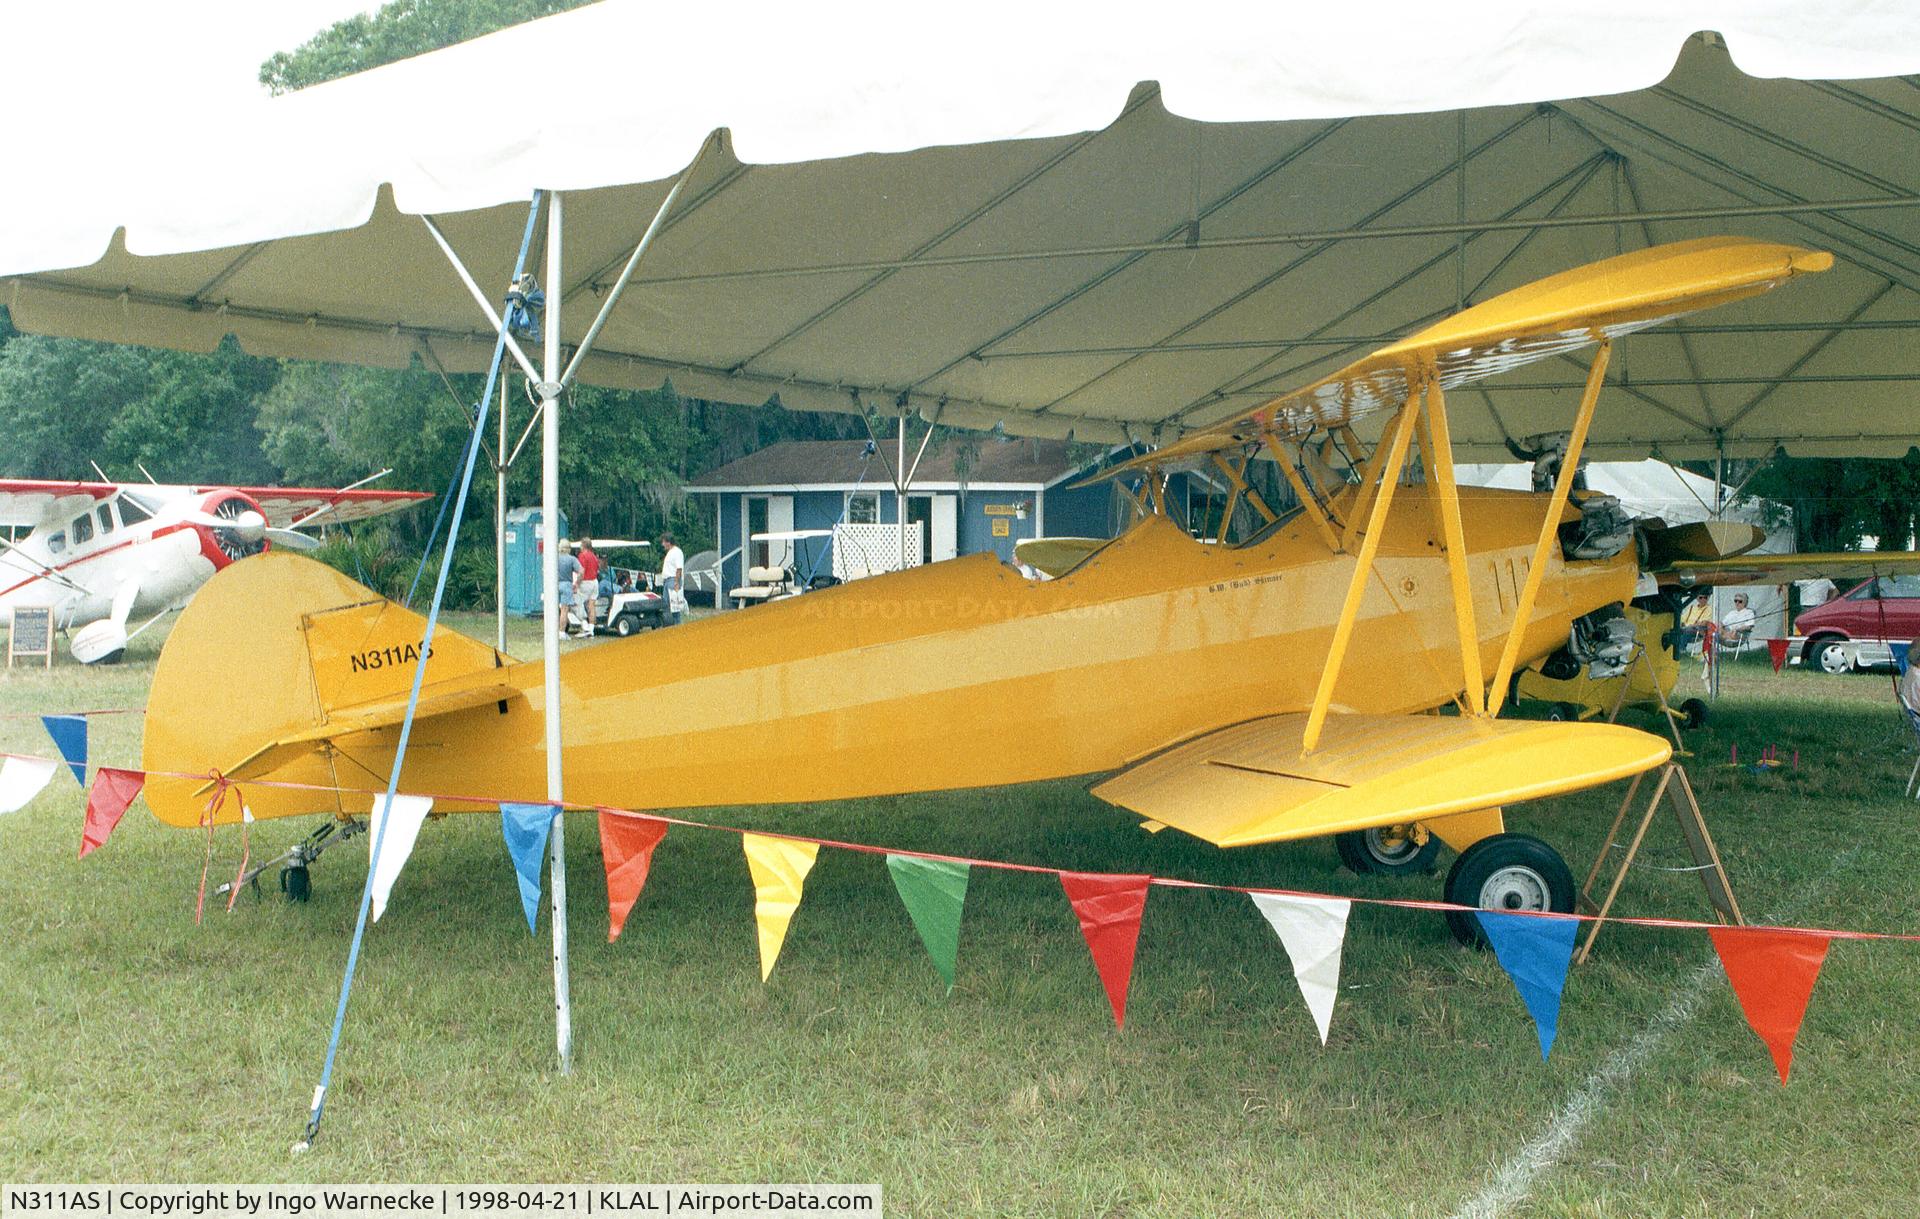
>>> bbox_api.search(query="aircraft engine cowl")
[194,491,272,568]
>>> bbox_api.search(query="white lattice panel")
[832,522,922,580]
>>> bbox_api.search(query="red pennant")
[1059,871,1152,1029]
[1709,926,1832,1082]
[599,810,669,941]
[79,768,145,858]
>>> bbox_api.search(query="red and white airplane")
[1,477,428,663]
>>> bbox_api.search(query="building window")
[846,493,879,525]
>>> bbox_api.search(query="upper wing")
[1097,237,1832,480]
[1662,550,1920,587]
[0,479,117,528]
[230,486,431,528]
[1092,712,1670,848]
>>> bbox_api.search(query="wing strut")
[1486,341,1611,716]
[1302,384,1424,753]
[1266,431,1344,553]
[1419,380,1486,714]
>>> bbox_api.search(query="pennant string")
[8,746,1920,946]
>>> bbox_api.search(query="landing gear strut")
[1442,833,1576,946]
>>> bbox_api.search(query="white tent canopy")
[4,1,1920,458]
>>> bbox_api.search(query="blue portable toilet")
[504,506,569,616]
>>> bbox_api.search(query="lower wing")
[1093,712,1671,848]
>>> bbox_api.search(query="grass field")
[3,614,1918,1216]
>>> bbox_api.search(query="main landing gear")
[1441,833,1576,946]
[1338,825,1576,947]
[1335,825,1442,876]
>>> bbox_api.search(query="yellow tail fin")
[142,553,512,827]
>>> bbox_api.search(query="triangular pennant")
[1059,871,1152,1030]
[40,716,87,786]
[1709,926,1832,1082]
[886,854,970,993]
[78,767,145,858]
[1476,910,1580,1060]
[501,802,560,933]
[368,794,434,922]
[0,755,60,815]
[1249,892,1351,1044]
[743,834,820,981]
[599,810,668,942]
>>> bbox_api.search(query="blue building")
[685,437,1221,599]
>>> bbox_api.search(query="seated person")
[1719,593,1758,651]
[1678,591,1712,656]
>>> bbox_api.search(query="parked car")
[1786,574,1920,673]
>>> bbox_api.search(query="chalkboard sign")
[8,607,54,667]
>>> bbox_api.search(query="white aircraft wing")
[0,478,117,528]
[231,486,431,528]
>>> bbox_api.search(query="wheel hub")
[1366,824,1428,863]
[1478,865,1550,911]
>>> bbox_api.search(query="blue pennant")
[40,715,87,787]
[1477,910,1579,1061]
[500,803,561,933]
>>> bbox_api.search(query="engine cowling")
[192,490,272,568]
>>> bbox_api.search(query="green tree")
[259,0,599,94]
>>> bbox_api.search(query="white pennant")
[0,756,59,815]
[1249,892,1352,1044]
[368,794,434,922]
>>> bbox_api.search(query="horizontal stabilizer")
[1092,713,1670,848]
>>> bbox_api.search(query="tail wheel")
[1680,697,1708,730]
[1336,824,1440,876]
[1443,833,1576,946]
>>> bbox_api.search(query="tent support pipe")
[972,317,1920,360]
[559,140,712,392]
[625,194,1919,292]
[420,214,545,384]
[541,191,573,1076]
[1169,151,1611,423]
[496,371,509,654]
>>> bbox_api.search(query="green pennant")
[886,854,970,993]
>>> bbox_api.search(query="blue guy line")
[300,191,546,1150]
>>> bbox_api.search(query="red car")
[1789,574,1920,673]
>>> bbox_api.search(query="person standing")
[659,532,687,626]
[551,540,582,640]
[577,540,602,635]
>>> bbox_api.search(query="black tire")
[611,613,640,638]
[1808,635,1853,676]
[1545,702,1578,723]
[1680,697,1708,730]
[1335,826,1441,876]
[1444,833,1576,946]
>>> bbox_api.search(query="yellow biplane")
[142,236,1834,943]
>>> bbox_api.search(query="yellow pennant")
[742,834,820,981]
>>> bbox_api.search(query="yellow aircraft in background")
[140,237,1833,943]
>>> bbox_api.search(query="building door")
[930,494,958,562]
[744,495,795,571]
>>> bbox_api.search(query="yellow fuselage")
[143,486,1634,826]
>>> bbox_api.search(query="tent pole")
[541,191,574,1075]
[496,371,508,654]
[897,415,907,567]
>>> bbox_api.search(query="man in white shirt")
[1797,576,1838,609]
[658,532,687,626]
